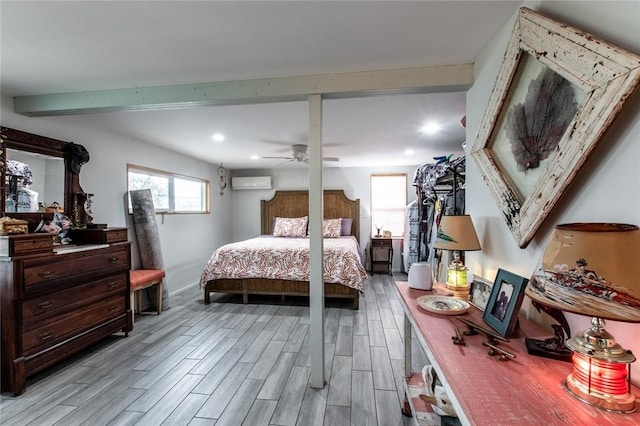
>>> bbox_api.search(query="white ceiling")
[1,1,523,170]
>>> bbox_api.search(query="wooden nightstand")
[370,237,393,275]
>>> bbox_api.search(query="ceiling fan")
[261,144,339,163]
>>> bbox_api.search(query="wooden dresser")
[0,232,132,395]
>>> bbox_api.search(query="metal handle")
[39,271,54,279]
[108,257,120,264]
[108,281,120,289]
[37,301,53,310]
[39,331,53,341]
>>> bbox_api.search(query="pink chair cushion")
[130,269,165,290]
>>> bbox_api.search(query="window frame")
[127,164,211,214]
[370,173,407,238]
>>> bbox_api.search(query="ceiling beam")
[13,64,473,116]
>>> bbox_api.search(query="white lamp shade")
[433,215,481,251]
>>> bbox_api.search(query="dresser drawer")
[22,272,128,329]
[22,245,129,290]
[0,234,53,257]
[371,238,392,248]
[69,228,128,244]
[22,294,125,355]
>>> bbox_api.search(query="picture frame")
[470,7,640,248]
[468,275,493,312]
[482,269,528,338]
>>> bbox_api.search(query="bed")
[200,190,366,309]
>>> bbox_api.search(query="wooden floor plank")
[383,327,404,360]
[323,404,350,426]
[297,385,328,426]
[270,366,311,425]
[196,362,252,419]
[370,346,397,391]
[368,320,386,347]
[352,334,372,371]
[127,360,201,412]
[256,352,297,400]
[0,382,85,426]
[242,398,278,426]
[80,387,147,426]
[191,349,246,394]
[56,370,147,425]
[374,389,405,426]
[211,378,263,426]
[282,323,310,353]
[189,337,239,375]
[327,355,352,407]
[248,340,286,380]
[334,325,354,356]
[161,392,209,426]
[351,370,377,426]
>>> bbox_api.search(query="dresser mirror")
[5,149,65,213]
[1,127,87,231]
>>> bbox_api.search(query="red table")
[394,281,640,425]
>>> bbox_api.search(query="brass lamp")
[526,223,640,413]
[432,215,481,290]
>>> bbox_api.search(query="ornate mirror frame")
[471,8,640,248]
[1,127,88,229]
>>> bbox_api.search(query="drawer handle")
[108,257,120,264]
[107,305,119,314]
[39,331,54,341]
[108,281,120,289]
[37,301,53,310]
[39,271,55,279]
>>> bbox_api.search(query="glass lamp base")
[565,374,637,413]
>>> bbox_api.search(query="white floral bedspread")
[199,236,367,292]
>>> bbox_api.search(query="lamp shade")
[526,223,640,322]
[433,215,481,251]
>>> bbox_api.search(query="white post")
[308,93,325,388]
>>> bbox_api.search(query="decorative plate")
[417,295,470,316]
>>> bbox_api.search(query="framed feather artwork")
[471,7,640,248]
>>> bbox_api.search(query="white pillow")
[273,216,308,237]
[322,218,342,238]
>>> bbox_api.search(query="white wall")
[465,1,640,384]
[1,95,234,294]
[231,165,420,270]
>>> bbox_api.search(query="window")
[371,174,407,237]
[127,164,210,214]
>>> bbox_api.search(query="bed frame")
[203,190,361,309]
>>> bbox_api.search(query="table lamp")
[433,214,481,290]
[526,223,640,413]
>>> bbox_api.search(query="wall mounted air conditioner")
[231,176,273,190]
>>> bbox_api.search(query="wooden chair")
[129,269,165,324]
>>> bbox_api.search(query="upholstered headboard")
[260,190,360,241]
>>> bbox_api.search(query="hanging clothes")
[403,200,421,272]
[409,156,467,280]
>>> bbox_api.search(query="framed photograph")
[482,269,528,338]
[468,275,493,312]
[470,8,640,248]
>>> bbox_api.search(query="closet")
[403,156,466,281]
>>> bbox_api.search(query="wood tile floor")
[1,273,430,426]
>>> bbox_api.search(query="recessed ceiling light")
[405,149,414,156]
[250,155,260,160]
[212,133,225,142]
[420,122,441,135]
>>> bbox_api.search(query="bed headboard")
[261,190,360,241]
